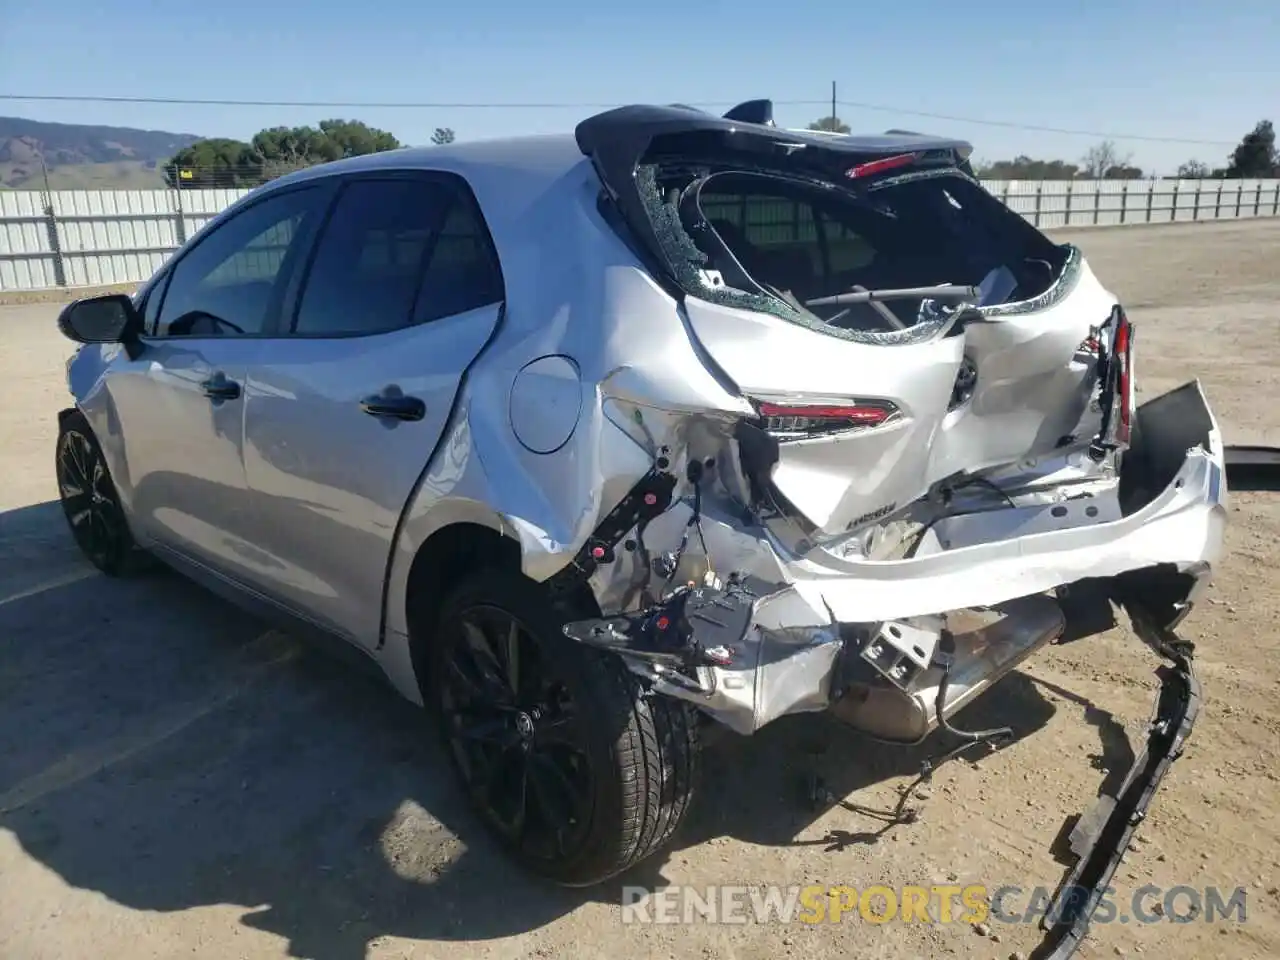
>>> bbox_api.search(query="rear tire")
[55,410,152,576]
[429,568,700,886]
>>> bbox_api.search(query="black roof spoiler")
[722,99,776,126]
[573,101,973,293]
[575,102,971,179]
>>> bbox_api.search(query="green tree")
[165,119,403,187]
[431,127,456,145]
[163,138,260,188]
[1176,160,1211,178]
[807,116,851,134]
[1225,120,1277,177]
[316,119,400,157]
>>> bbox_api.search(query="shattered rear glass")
[635,160,1072,344]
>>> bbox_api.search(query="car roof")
[268,133,588,198]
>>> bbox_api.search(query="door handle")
[201,372,241,401]
[360,388,425,422]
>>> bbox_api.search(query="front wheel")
[430,569,701,887]
[55,410,151,576]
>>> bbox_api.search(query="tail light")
[752,399,900,440]
[845,153,919,179]
[1114,311,1134,445]
[1089,306,1135,459]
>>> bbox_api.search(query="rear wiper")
[804,284,981,308]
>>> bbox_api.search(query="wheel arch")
[395,514,600,702]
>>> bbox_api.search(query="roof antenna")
[723,99,774,126]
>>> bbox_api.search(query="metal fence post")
[1254,183,1263,216]
[41,190,68,288]
[1119,183,1128,224]
[1273,183,1280,216]
[1033,182,1042,228]
[173,175,188,246]
[1192,181,1201,221]
[1235,183,1243,218]
[1145,181,1155,223]
[1092,183,1101,225]
[1214,181,1222,220]
[1169,181,1179,222]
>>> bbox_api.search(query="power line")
[0,93,827,110]
[0,92,1237,147]
[837,99,1235,146]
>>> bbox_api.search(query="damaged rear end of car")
[539,102,1226,949]
[559,102,1224,728]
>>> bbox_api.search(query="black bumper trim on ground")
[1032,627,1201,959]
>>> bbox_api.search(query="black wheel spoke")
[499,618,521,699]
[525,750,588,855]
[452,713,521,749]
[470,744,528,835]
[451,619,516,704]
[446,653,509,707]
[532,710,588,751]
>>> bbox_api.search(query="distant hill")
[0,117,204,190]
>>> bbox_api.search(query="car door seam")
[375,300,508,650]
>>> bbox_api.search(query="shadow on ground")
[0,499,1124,960]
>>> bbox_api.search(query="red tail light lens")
[845,153,919,179]
[1114,312,1133,445]
[753,400,900,439]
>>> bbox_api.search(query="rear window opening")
[636,160,1072,341]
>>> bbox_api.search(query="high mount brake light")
[753,400,900,439]
[845,153,919,179]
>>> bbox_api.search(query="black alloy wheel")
[55,412,147,576]
[438,602,595,864]
[429,569,701,887]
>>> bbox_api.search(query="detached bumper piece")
[1035,616,1201,960]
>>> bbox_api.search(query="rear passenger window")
[415,197,504,324]
[291,177,502,337]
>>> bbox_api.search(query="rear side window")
[415,197,505,324]
[292,176,503,337]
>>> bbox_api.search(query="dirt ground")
[1,219,1278,960]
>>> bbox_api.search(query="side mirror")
[57,294,142,346]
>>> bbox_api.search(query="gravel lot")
[1,219,1278,960]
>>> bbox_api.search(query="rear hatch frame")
[575,103,977,301]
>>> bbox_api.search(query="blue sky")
[2,0,1276,174]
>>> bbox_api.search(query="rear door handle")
[201,372,241,401]
[360,388,425,422]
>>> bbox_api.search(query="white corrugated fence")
[3,179,1280,293]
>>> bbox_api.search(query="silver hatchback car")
[54,101,1225,924]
